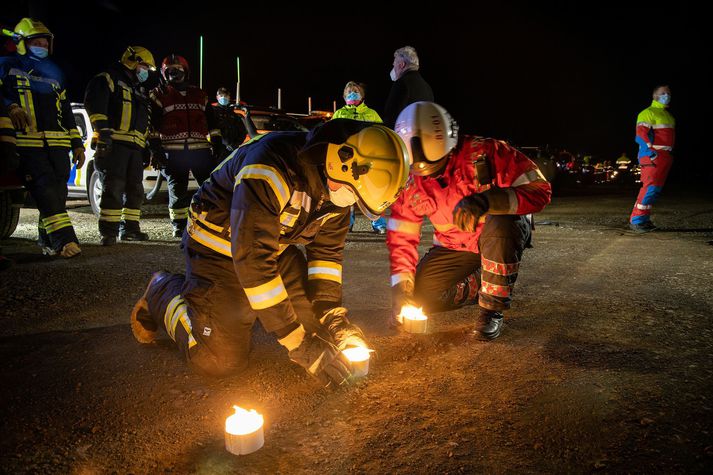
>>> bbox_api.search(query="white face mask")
[329,185,358,207]
[389,67,397,82]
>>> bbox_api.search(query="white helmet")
[394,101,459,176]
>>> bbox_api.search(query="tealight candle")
[225,406,264,455]
[399,305,428,333]
[342,346,371,377]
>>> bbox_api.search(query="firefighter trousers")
[17,146,78,251]
[414,215,531,314]
[95,142,145,236]
[161,147,214,231]
[143,242,321,378]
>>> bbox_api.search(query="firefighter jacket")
[0,99,17,169]
[635,100,675,160]
[387,136,552,286]
[0,53,82,150]
[332,102,382,122]
[186,121,372,330]
[149,84,220,151]
[83,63,152,149]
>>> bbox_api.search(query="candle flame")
[342,346,371,362]
[399,305,428,321]
[226,406,263,435]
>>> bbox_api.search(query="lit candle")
[399,305,428,334]
[342,346,371,377]
[225,406,264,455]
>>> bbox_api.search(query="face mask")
[136,68,149,83]
[389,67,397,82]
[345,92,362,105]
[657,93,670,105]
[218,96,230,106]
[29,46,49,59]
[329,185,358,207]
[167,69,185,83]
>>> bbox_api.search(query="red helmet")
[160,54,190,80]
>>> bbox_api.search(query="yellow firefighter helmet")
[13,18,53,56]
[120,46,157,71]
[325,125,410,219]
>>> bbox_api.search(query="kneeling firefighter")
[131,119,409,385]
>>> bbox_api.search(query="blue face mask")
[136,68,149,83]
[218,97,230,106]
[29,46,49,59]
[657,93,670,105]
[345,92,362,104]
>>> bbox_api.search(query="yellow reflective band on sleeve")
[244,275,288,310]
[0,117,13,128]
[209,129,221,137]
[0,135,16,144]
[187,222,232,257]
[69,129,81,139]
[511,168,547,187]
[191,210,225,233]
[307,260,342,283]
[235,164,290,210]
[89,113,108,123]
[280,210,299,227]
[98,72,115,93]
[387,218,421,235]
[119,88,132,131]
[163,295,197,348]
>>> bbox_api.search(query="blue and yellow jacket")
[0,53,82,150]
[187,120,372,331]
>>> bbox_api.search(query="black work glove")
[93,129,113,157]
[390,279,417,328]
[288,331,353,387]
[319,307,368,351]
[150,145,167,170]
[453,193,490,232]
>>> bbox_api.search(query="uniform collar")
[650,100,666,109]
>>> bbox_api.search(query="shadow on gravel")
[543,336,667,373]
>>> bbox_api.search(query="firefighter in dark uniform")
[212,86,247,157]
[84,46,155,245]
[0,18,85,258]
[131,120,409,385]
[149,54,223,237]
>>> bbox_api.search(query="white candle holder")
[400,305,428,334]
[342,347,371,377]
[225,406,264,455]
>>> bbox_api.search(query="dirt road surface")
[1,185,712,474]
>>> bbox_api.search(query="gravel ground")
[0,184,712,474]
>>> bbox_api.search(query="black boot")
[474,310,504,341]
[119,230,149,241]
[131,271,172,343]
[100,235,117,246]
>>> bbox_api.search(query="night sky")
[2,1,707,183]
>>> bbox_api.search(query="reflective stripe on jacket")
[387,136,552,283]
[635,100,675,159]
[84,63,151,149]
[0,54,82,150]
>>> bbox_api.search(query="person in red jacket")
[149,54,223,237]
[387,102,551,340]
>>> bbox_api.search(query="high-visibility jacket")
[0,54,82,150]
[387,136,552,286]
[0,99,16,149]
[186,121,371,328]
[635,100,675,160]
[84,63,152,149]
[332,102,382,122]
[150,84,220,150]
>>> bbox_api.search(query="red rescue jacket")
[150,84,220,150]
[386,136,552,285]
